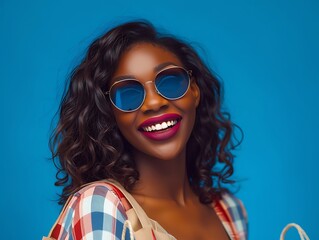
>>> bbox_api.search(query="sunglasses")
[106,66,192,112]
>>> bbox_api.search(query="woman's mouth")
[141,119,179,132]
[138,113,182,141]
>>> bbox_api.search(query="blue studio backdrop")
[1,0,318,239]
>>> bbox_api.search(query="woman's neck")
[131,150,195,206]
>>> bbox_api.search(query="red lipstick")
[138,113,182,141]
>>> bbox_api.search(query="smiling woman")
[111,43,199,162]
[45,21,248,240]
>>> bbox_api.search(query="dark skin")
[112,43,230,240]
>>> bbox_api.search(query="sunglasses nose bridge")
[143,80,158,95]
[144,80,153,85]
[140,80,168,112]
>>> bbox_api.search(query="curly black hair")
[50,20,242,205]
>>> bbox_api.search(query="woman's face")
[111,43,200,161]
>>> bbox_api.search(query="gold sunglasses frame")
[105,66,193,112]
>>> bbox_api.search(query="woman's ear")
[190,80,200,107]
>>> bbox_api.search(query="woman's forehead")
[113,43,182,78]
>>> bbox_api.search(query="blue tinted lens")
[110,80,144,111]
[155,68,190,99]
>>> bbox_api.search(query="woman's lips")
[138,113,182,141]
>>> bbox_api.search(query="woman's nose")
[140,81,169,113]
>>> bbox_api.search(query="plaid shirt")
[50,182,248,240]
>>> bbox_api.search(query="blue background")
[1,0,318,239]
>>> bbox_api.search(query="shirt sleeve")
[56,184,129,240]
[219,192,249,240]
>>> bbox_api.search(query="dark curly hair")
[50,20,242,205]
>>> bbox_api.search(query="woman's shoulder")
[70,181,128,215]
[214,191,248,239]
[219,191,248,217]
[73,181,125,200]
[51,181,129,240]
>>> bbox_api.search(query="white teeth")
[142,119,179,132]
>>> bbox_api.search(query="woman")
[48,21,248,240]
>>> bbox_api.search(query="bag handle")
[280,223,310,240]
[122,220,135,240]
[104,179,154,229]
